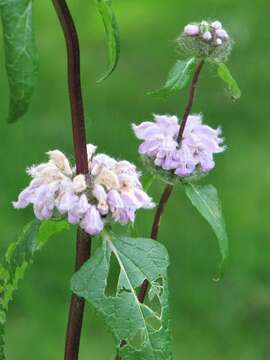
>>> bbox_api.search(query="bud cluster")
[133,114,224,181]
[178,20,232,62]
[184,20,229,46]
[13,145,154,236]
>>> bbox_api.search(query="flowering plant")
[0,3,241,359]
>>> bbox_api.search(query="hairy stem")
[115,60,205,360]
[52,1,91,359]
[176,60,204,143]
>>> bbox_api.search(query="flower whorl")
[133,114,225,180]
[13,146,154,236]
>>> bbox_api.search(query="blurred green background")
[1,0,270,358]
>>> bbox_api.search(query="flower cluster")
[178,19,232,62]
[133,114,224,179]
[184,20,229,46]
[13,145,154,236]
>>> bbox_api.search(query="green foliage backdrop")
[0,0,269,359]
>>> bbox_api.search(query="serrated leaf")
[71,232,172,360]
[217,63,241,101]
[96,0,120,82]
[185,183,229,264]
[0,219,69,359]
[148,58,196,99]
[0,0,38,122]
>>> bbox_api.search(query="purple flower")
[107,189,124,210]
[113,208,136,225]
[80,205,104,236]
[133,114,225,178]
[13,145,155,236]
[68,194,90,225]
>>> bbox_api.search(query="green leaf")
[217,63,241,101]
[148,58,196,99]
[185,183,229,264]
[96,0,120,82]
[0,0,38,122]
[71,232,172,359]
[0,219,69,359]
[142,173,156,192]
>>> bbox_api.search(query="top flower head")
[178,20,232,62]
[133,114,225,182]
[184,20,229,46]
[13,145,154,236]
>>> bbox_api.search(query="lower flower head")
[132,114,225,183]
[13,146,155,236]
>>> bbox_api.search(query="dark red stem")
[176,60,205,143]
[52,1,91,359]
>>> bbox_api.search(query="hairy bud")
[178,19,233,62]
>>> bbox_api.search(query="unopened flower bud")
[179,19,232,62]
[211,21,222,30]
[184,24,200,36]
[216,29,229,40]
[202,31,212,42]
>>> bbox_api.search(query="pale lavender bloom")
[134,188,155,209]
[121,191,142,209]
[92,184,109,215]
[107,189,124,210]
[133,114,225,178]
[32,182,59,220]
[80,205,104,236]
[90,154,117,176]
[133,115,179,164]
[68,194,90,224]
[14,146,154,236]
[113,208,136,225]
[13,179,43,209]
[56,190,78,215]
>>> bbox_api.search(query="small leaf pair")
[148,57,241,101]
